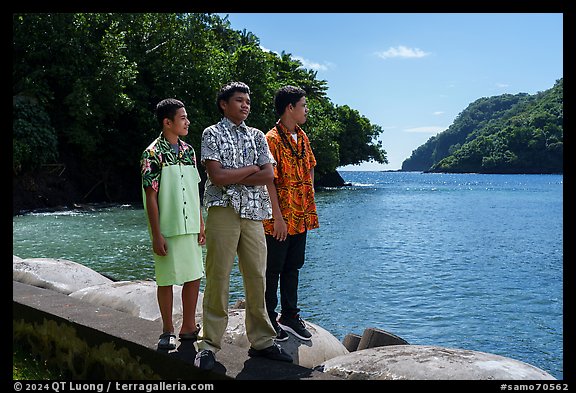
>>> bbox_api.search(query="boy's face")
[221,91,250,125]
[165,107,189,138]
[290,96,308,125]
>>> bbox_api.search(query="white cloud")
[260,45,274,53]
[293,56,330,71]
[432,111,444,116]
[496,82,510,88]
[376,45,430,59]
[259,47,331,72]
[404,126,445,133]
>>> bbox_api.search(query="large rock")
[318,345,556,380]
[223,308,349,368]
[69,280,203,322]
[13,257,113,295]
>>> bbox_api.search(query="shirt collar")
[157,132,184,152]
[221,117,247,133]
[276,121,302,136]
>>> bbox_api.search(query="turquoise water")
[12,172,564,379]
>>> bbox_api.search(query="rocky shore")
[13,255,557,380]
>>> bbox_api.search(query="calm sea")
[12,171,564,379]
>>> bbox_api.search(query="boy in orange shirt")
[263,86,319,341]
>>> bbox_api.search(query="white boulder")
[69,280,203,322]
[319,345,556,380]
[223,308,349,368]
[13,257,113,295]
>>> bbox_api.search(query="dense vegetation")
[13,343,63,379]
[401,78,563,173]
[13,13,387,213]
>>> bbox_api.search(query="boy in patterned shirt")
[193,82,293,370]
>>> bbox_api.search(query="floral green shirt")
[141,133,201,237]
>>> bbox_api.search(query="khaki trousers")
[195,206,276,353]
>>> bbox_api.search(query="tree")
[13,12,391,209]
[335,105,387,167]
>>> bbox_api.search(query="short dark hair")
[274,85,306,116]
[216,81,250,115]
[155,98,185,128]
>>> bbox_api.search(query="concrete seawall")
[13,256,556,380]
[13,280,338,380]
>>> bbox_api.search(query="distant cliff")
[401,78,563,174]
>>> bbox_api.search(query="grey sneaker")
[278,314,312,341]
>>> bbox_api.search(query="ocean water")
[12,171,564,379]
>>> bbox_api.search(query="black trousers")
[264,231,307,324]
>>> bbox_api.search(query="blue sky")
[219,13,563,170]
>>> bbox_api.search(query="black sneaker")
[194,349,215,370]
[248,342,293,363]
[274,324,289,342]
[278,314,312,341]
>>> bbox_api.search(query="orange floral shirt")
[263,122,319,235]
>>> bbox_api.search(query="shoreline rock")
[13,255,557,379]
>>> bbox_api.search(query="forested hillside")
[13,13,387,214]
[401,78,563,173]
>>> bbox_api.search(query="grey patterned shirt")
[201,117,275,220]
